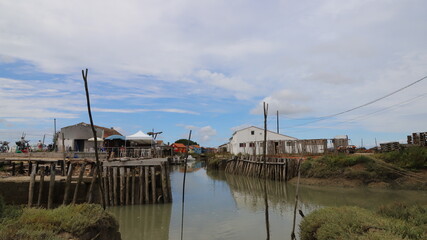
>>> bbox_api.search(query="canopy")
[88,137,104,142]
[126,131,154,142]
[105,135,125,140]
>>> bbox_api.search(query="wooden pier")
[225,156,301,181]
[0,153,172,208]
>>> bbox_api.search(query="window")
[239,143,246,147]
[249,142,255,147]
[251,131,255,135]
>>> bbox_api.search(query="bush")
[300,154,376,179]
[300,203,427,240]
[380,147,427,169]
[0,204,118,240]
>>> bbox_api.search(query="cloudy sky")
[1,0,426,147]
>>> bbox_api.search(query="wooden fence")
[225,157,301,181]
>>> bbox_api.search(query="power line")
[322,75,427,118]
[285,74,427,128]
[282,92,427,134]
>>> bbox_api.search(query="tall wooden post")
[82,68,106,210]
[263,102,270,240]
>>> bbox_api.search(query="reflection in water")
[108,204,172,240]
[109,166,427,240]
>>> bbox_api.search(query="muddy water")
[108,164,427,240]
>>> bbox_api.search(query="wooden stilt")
[145,167,149,203]
[166,163,172,202]
[151,167,156,203]
[28,164,37,208]
[126,168,130,205]
[139,166,144,204]
[72,162,87,204]
[113,167,118,206]
[131,168,135,205]
[120,167,125,205]
[37,166,45,207]
[108,167,114,206]
[86,166,98,203]
[47,162,56,209]
[160,163,168,203]
[63,163,74,205]
[103,166,109,207]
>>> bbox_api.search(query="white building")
[229,126,297,155]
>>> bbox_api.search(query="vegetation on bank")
[300,154,401,182]
[206,153,232,170]
[0,199,119,240]
[300,147,426,188]
[378,146,427,170]
[300,203,427,240]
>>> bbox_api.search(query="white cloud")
[251,89,311,116]
[1,0,427,145]
[182,125,217,144]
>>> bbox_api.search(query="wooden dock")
[0,153,172,208]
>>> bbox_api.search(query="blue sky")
[1,0,427,148]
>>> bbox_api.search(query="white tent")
[126,131,154,143]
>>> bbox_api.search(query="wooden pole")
[72,162,87,204]
[63,163,74,205]
[82,68,106,209]
[160,162,169,203]
[113,167,118,206]
[139,166,144,204]
[151,167,156,203]
[103,166,109,206]
[131,168,135,205]
[108,167,113,206]
[120,167,125,205]
[145,167,149,203]
[47,162,56,209]
[37,166,45,207]
[126,168,130,205]
[263,102,270,240]
[28,164,37,208]
[291,159,302,240]
[86,165,98,203]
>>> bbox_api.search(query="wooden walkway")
[0,154,172,208]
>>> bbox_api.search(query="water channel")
[109,163,427,240]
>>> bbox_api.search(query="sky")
[1,0,427,148]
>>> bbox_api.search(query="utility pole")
[276,110,279,134]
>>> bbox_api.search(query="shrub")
[300,203,427,240]
[380,147,427,169]
[0,204,118,240]
[300,154,376,179]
